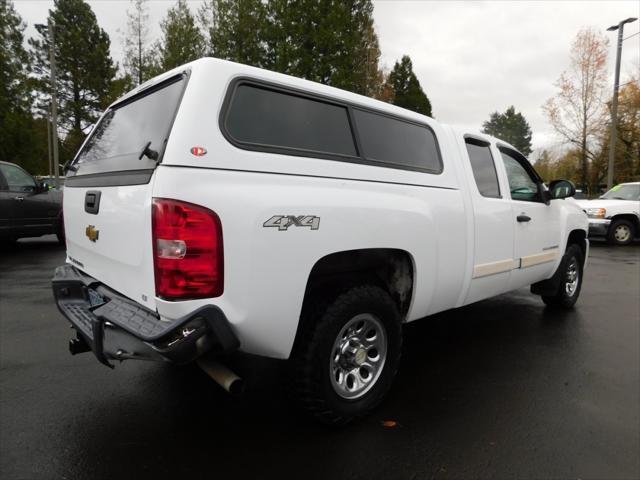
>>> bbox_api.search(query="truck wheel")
[542,244,584,309]
[607,219,635,246]
[290,285,402,426]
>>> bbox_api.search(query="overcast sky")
[14,0,640,156]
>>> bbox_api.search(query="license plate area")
[88,288,107,308]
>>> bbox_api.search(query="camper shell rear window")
[221,79,442,174]
[66,74,187,185]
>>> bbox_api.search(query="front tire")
[607,219,635,246]
[542,244,584,309]
[289,285,402,426]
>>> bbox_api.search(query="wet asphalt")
[0,236,638,480]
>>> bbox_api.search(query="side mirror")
[548,179,576,200]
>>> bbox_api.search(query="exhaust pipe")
[197,357,245,396]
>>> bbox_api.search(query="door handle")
[517,214,531,222]
[85,190,101,214]
[13,196,24,201]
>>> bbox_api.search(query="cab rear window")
[70,75,186,177]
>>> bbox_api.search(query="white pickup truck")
[576,182,640,245]
[52,58,588,424]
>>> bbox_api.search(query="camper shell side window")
[220,78,443,174]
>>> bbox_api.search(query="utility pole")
[606,17,637,191]
[138,6,142,85]
[48,18,60,189]
[47,105,53,178]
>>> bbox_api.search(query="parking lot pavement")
[1,236,638,480]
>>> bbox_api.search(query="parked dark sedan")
[0,161,64,243]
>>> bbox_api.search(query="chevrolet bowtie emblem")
[85,225,99,242]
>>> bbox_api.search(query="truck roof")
[113,57,443,132]
[109,57,522,160]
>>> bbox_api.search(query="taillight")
[152,198,223,300]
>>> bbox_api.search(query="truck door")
[461,136,516,304]
[497,147,562,288]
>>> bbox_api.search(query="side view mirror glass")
[548,179,576,200]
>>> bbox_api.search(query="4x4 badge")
[85,225,99,242]
[263,215,320,231]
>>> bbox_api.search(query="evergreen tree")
[0,0,50,173]
[199,0,267,67]
[387,55,432,117]
[266,0,385,96]
[0,0,29,114]
[156,0,205,71]
[29,0,117,161]
[482,106,533,157]
[123,0,154,85]
[1,0,30,162]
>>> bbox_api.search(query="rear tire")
[607,219,635,246]
[289,285,402,426]
[542,244,584,309]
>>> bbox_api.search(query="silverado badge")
[85,225,99,242]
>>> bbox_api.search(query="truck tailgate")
[63,184,157,310]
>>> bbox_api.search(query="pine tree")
[29,0,117,161]
[123,0,154,85]
[482,106,533,157]
[1,0,50,173]
[265,0,385,96]
[156,0,205,72]
[199,0,267,67]
[1,0,30,162]
[387,55,432,117]
[0,0,29,114]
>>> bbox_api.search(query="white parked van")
[53,58,588,424]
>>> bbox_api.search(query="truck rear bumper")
[52,264,239,368]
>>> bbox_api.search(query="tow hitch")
[69,333,91,355]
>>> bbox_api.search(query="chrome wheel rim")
[329,313,387,400]
[614,225,631,242]
[565,258,579,297]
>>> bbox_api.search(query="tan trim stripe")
[520,249,558,268]
[473,259,520,278]
[473,248,559,278]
